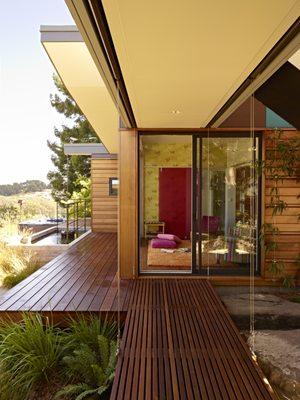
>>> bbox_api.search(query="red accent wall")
[159,168,191,239]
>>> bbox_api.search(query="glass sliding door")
[192,134,260,275]
[139,134,192,273]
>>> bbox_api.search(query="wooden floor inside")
[111,279,276,400]
[0,232,132,321]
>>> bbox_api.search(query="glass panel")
[200,137,259,275]
[139,135,192,273]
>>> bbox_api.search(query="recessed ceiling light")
[171,110,181,114]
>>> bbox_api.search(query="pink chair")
[201,216,220,234]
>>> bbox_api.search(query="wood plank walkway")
[0,233,276,398]
[111,279,276,400]
[0,233,132,321]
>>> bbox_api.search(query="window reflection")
[201,137,258,272]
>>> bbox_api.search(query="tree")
[47,75,100,203]
[0,180,48,196]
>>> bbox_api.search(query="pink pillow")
[151,238,177,249]
[157,234,181,243]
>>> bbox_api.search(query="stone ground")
[217,287,300,329]
[217,287,300,400]
[252,330,300,399]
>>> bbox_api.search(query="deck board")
[0,233,276,398]
[0,233,130,319]
[111,279,276,400]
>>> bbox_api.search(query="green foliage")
[259,129,300,286]
[70,177,92,217]
[71,176,91,201]
[67,315,117,353]
[0,242,40,285]
[268,259,285,276]
[289,295,300,304]
[56,316,117,400]
[0,193,56,240]
[0,314,68,400]
[0,315,118,400]
[2,262,40,288]
[56,336,117,400]
[0,180,48,197]
[48,75,100,204]
[282,274,296,289]
[0,204,19,223]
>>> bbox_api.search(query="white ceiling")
[102,0,300,128]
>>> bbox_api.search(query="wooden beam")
[119,130,138,278]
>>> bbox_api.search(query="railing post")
[76,201,79,237]
[84,200,87,232]
[56,202,59,244]
[66,204,69,242]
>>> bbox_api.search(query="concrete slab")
[218,290,300,329]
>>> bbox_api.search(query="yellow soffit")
[42,39,119,153]
[101,0,300,128]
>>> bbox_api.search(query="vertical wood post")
[119,129,138,278]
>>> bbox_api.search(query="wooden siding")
[91,158,118,233]
[263,130,300,283]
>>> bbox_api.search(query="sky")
[0,0,75,185]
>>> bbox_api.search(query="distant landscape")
[0,181,56,239]
[0,180,49,196]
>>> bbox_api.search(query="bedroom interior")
[139,133,260,274]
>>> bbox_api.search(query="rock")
[218,290,300,329]
[248,330,300,399]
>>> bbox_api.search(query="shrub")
[56,316,118,400]
[2,262,40,288]
[0,315,118,400]
[0,314,69,400]
[55,336,117,400]
[0,242,40,286]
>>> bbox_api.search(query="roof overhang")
[41,25,119,153]
[63,143,108,155]
[255,60,300,129]
[65,1,300,129]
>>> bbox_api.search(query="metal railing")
[56,199,91,243]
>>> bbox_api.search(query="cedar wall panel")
[263,130,300,283]
[119,130,138,279]
[91,158,118,233]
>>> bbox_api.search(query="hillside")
[0,190,56,221]
[0,180,48,196]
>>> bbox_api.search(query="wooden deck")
[111,279,276,400]
[0,233,132,321]
[0,233,276,398]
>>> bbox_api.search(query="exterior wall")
[263,130,300,284]
[116,128,299,284]
[91,157,118,232]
